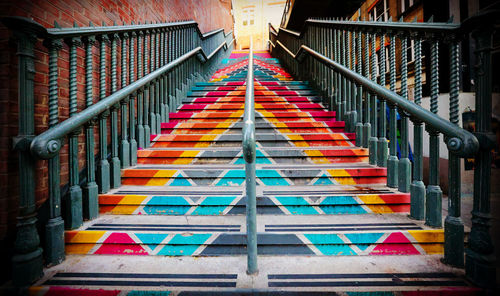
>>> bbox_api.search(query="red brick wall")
[0,0,233,257]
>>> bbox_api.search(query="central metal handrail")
[242,39,257,275]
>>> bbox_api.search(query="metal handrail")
[242,39,257,275]
[269,40,478,157]
[30,39,233,159]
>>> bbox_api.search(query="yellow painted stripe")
[408,229,444,243]
[66,244,98,255]
[119,195,148,205]
[66,231,106,243]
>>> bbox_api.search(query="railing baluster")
[369,32,378,164]
[97,34,110,193]
[119,33,130,168]
[362,32,370,148]
[137,30,145,148]
[143,30,151,147]
[44,38,65,265]
[149,29,156,135]
[110,33,121,187]
[387,34,398,188]
[83,35,99,219]
[410,37,425,219]
[398,34,411,193]
[66,35,84,227]
[444,38,464,267]
[377,32,388,167]
[425,39,442,227]
[354,30,362,136]
[129,31,137,165]
[155,28,161,133]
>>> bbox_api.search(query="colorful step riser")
[183,97,322,104]
[136,149,368,164]
[176,103,325,112]
[120,168,387,186]
[168,110,336,120]
[187,91,318,97]
[64,231,444,256]
[98,194,410,215]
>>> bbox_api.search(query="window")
[242,7,255,27]
[405,39,415,62]
[401,0,415,13]
[370,0,389,22]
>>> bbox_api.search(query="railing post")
[377,32,388,167]
[465,22,496,288]
[425,39,442,227]
[44,37,65,266]
[368,31,378,165]
[362,32,371,148]
[143,29,151,147]
[129,31,138,165]
[82,34,99,220]
[119,32,130,168]
[398,34,411,193]
[109,33,121,188]
[244,42,258,275]
[443,37,464,267]
[65,33,84,227]
[97,33,111,193]
[409,37,425,220]
[387,33,398,188]
[136,30,145,149]
[4,17,45,285]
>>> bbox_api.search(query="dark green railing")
[269,10,498,288]
[242,40,257,275]
[2,16,233,286]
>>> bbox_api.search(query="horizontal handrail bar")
[2,16,229,40]
[271,40,479,157]
[30,38,233,159]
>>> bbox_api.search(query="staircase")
[31,50,478,295]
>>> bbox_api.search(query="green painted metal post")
[110,33,121,188]
[398,35,411,193]
[129,31,138,166]
[465,23,496,288]
[244,43,258,275]
[97,34,111,194]
[362,32,371,148]
[377,33,388,167]
[425,40,442,228]
[353,31,362,139]
[387,34,398,188]
[409,37,425,220]
[4,17,45,286]
[65,34,84,227]
[119,33,130,168]
[154,29,161,133]
[149,30,157,135]
[143,30,151,147]
[136,31,145,149]
[335,29,341,122]
[368,32,378,165]
[160,28,166,123]
[83,35,99,220]
[345,31,352,131]
[444,39,464,268]
[44,37,65,266]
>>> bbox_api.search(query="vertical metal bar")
[398,35,411,193]
[387,34,398,188]
[425,40,442,227]
[143,30,151,147]
[368,32,378,164]
[136,31,145,148]
[66,35,84,227]
[149,30,156,135]
[119,33,130,167]
[244,41,257,275]
[465,24,496,288]
[444,39,464,267]
[129,31,137,165]
[409,37,425,219]
[44,38,65,266]
[160,28,166,123]
[377,33,388,167]
[353,30,362,136]
[361,33,374,148]
[155,28,161,133]
[97,34,110,193]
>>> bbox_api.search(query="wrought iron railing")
[269,10,498,288]
[2,16,233,286]
[242,39,257,275]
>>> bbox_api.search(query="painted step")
[98,191,410,215]
[168,111,336,122]
[150,133,355,148]
[64,228,443,256]
[195,80,309,86]
[183,96,323,104]
[160,121,346,134]
[136,147,367,165]
[120,165,387,186]
[187,90,317,97]
[190,85,312,91]
[177,103,326,112]
[33,255,478,294]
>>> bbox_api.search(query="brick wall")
[0,0,233,279]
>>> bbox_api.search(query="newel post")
[2,16,46,286]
